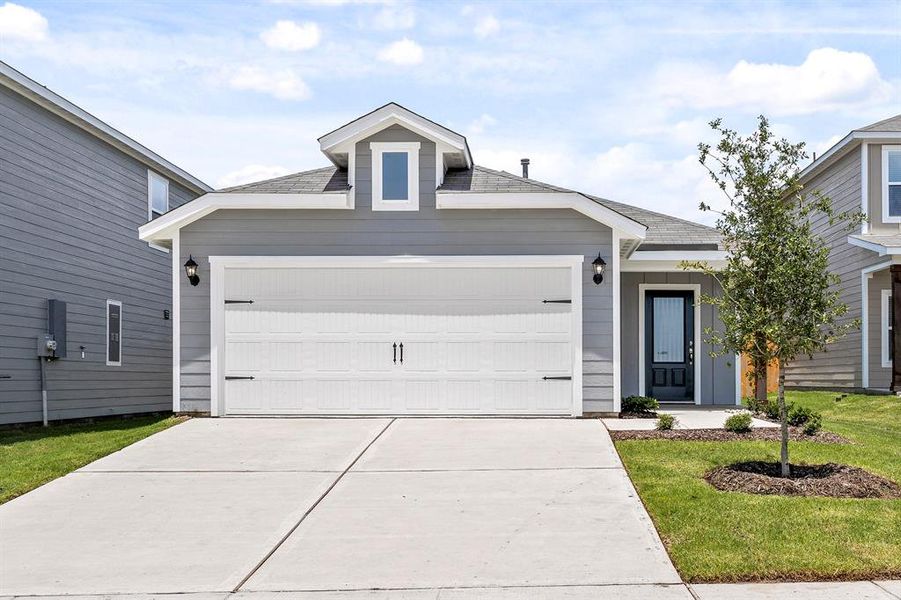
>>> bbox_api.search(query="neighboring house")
[784,114,901,394]
[141,103,737,417]
[0,62,211,424]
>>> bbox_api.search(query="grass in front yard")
[614,391,901,582]
[0,414,185,504]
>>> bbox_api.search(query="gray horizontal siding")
[179,124,616,414]
[0,85,197,424]
[783,148,884,390]
[620,271,736,405]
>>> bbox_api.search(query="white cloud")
[655,48,894,116]
[260,20,321,51]
[474,14,500,38]
[377,38,423,66]
[216,164,293,188]
[373,3,415,30]
[228,66,312,100]
[467,113,496,134]
[0,2,48,42]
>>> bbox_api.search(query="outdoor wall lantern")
[592,253,606,285]
[184,255,200,286]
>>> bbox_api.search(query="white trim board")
[800,130,901,183]
[207,255,585,417]
[370,141,421,211]
[637,283,702,405]
[172,231,181,412]
[848,236,901,256]
[436,192,647,239]
[861,260,892,389]
[138,191,353,246]
[882,288,892,369]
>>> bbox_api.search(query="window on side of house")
[883,146,901,221]
[106,300,122,367]
[370,142,420,211]
[148,170,169,220]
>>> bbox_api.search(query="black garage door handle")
[225,376,255,381]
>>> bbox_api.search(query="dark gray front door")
[645,291,694,401]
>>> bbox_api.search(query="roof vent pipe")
[521,158,530,179]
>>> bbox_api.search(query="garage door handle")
[399,343,404,364]
[225,376,255,380]
[393,343,397,364]
[542,376,572,381]
[542,299,572,304]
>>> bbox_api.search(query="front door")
[645,291,694,402]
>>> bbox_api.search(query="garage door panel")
[222,263,576,416]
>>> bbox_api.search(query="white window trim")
[207,255,584,418]
[637,284,702,405]
[106,299,122,367]
[370,141,420,211]
[882,288,893,369]
[881,145,901,223]
[148,170,171,253]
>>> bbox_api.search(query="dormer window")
[883,146,901,221]
[371,142,420,211]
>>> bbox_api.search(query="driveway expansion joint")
[231,417,397,593]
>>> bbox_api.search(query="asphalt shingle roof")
[857,114,901,132]
[218,163,721,249]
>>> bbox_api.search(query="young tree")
[683,116,863,477]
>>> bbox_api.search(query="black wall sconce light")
[184,255,200,286]
[592,253,606,285]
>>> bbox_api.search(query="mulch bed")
[608,427,849,444]
[705,461,901,499]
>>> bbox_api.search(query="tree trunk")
[777,366,790,477]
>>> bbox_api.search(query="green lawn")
[614,391,901,582]
[0,414,185,504]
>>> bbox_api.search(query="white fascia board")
[0,63,212,194]
[321,109,471,167]
[848,236,901,256]
[628,250,727,262]
[800,131,901,182]
[138,192,352,243]
[436,192,647,239]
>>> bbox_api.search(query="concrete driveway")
[0,417,682,598]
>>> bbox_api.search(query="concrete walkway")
[0,417,896,600]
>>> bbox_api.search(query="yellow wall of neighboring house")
[740,354,779,398]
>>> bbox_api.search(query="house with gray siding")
[141,103,738,416]
[783,114,901,394]
[0,62,211,424]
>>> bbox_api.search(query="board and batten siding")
[0,85,196,424]
[783,148,885,390]
[178,125,616,413]
[620,272,736,404]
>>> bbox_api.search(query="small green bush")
[622,395,659,414]
[743,396,767,414]
[724,412,753,433]
[762,399,794,421]
[656,414,677,430]
[802,413,823,435]
[788,404,816,426]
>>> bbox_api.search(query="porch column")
[891,265,901,392]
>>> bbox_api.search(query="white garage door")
[218,259,579,415]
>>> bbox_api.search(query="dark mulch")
[609,427,849,444]
[618,411,658,419]
[705,461,901,499]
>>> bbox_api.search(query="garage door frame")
[208,255,585,417]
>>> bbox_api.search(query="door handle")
[225,376,255,381]
[399,343,404,364]
[393,342,397,364]
[689,340,694,365]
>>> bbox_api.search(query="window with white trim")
[148,170,169,220]
[882,146,901,221]
[370,141,420,211]
[106,300,122,367]
[882,289,893,368]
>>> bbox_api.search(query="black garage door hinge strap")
[542,376,572,380]
[225,376,255,380]
[225,299,254,304]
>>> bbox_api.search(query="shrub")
[724,412,753,433]
[743,396,767,414]
[763,399,792,421]
[656,414,677,430]
[622,395,659,414]
[788,404,816,426]
[802,413,823,435]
